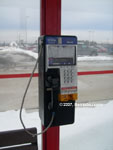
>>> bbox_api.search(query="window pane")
[61,1,113,150]
[0,0,40,111]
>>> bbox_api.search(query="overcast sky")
[0,0,113,42]
[62,0,113,31]
[0,0,40,30]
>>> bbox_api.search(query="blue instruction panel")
[45,36,77,45]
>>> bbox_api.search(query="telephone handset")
[45,68,60,90]
[45,68,60,111]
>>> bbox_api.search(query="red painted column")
[40,0,61,36]
[40,0,61,150]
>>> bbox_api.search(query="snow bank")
[1,47,113,62]
[0,47,38,59]
[78,55,113,61]
[0,101,113,150]
[60,100,113,150]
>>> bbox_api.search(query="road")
[0,50,113,111]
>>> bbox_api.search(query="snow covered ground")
[0,101,113,150]
[60,101,113,150]
[78,55,113,61]
[0,47,113,61]
[0,47,38,59]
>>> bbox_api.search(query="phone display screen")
[47,45,76,66]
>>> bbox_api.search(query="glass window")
[0,0,40,111]
[61,1,113,150]
[62,0,113,101]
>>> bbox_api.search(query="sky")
[0,0,113,43]
[62,0,113,30]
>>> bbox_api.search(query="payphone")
[38,35,77,127]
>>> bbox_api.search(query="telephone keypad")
[63,68,74,84]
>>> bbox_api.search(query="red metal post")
[40,0,61,150]
[40,0,61,35]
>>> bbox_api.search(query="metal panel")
[0,128,37,147]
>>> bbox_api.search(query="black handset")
[46,68,60,111]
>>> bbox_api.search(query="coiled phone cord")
[19,46,55,137]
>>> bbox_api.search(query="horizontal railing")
[0,70,113,79]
